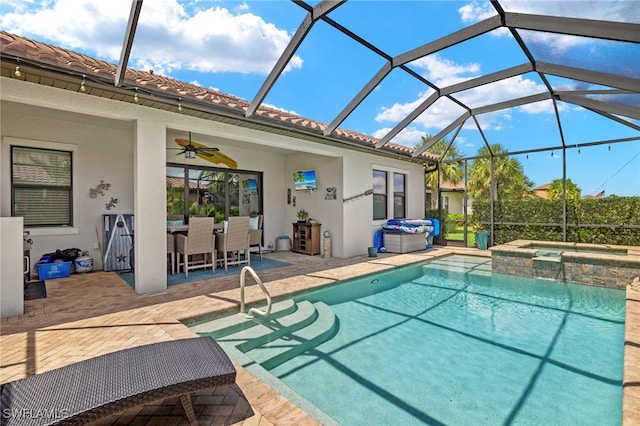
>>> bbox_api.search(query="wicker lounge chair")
[0,337,236,426]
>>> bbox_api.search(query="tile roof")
[166,176,208,190]
[0,31,434,162]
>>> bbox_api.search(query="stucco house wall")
[1,74,424,300]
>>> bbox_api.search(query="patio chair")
[216,216,250,273]
[176,217,216,278]
[249,214,264,261]
[0,337,236,426]
[167,233,175,274]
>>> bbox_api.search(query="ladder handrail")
[239,266,272,318]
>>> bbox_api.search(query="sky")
[1,0,639,196]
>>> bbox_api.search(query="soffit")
[0,30,434,165]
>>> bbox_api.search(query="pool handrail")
[240,265,272,318]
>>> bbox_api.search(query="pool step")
[244,302,337,370]
[218,300,318,348]
[192,299,338,371]
[422,261,492,277]
[234,301,318,351]
[189,298,297,338]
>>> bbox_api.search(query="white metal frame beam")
[472,92,551,116]
[245,0,345,118]
[115,0,143,88]
[536,62,640,93]
[413,112,471,157]
[557,93,640,120]
[441,63,534,96]
[504,12,640,43]
[394,15,503,66]
[325,62,392,136]
[374,92,440,148]
[325,15,502,137]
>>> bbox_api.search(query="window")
[443,195,450,213]
[373,169,407,220]
[12,146,72,227]
[372,170,387,220]
[167,164,262,223]
[393,172,406,219]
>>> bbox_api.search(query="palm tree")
[468,144,533,200]
[547,178,581,201]
[416,136,464,209]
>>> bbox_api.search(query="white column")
[1,217,25,317]
[133,119,167,293]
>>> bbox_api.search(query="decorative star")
[116,253,128,263]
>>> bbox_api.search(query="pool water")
[269,255,625,425]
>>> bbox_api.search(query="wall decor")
[325,187,337,200]
[105,197,118,210]
[89,180,111,198]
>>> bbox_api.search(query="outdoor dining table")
[167,223,223,234]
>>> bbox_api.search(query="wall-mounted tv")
[242,178,257,194]
[293,170,317,191]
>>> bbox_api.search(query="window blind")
[12,147,72,226]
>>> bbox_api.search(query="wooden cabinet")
[292,222,321,255]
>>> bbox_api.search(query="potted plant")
[472,223,489,250]
[296,209,309,223]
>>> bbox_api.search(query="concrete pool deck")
[1,246,638,425]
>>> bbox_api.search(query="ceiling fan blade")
[196,147,220,152]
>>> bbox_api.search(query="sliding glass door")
[167,163,262,223]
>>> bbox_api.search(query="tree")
[547,178,581,201]
[416,136,464,209]
[468,144,534,200]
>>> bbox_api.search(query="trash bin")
[276,235,291,251]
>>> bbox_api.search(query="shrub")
[472,197,640,245]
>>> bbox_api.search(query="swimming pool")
[190,255,626,425]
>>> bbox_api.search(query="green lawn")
[445,226,476,247]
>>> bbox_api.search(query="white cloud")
[374,93,431,124]
[371,127,393,140]
[410,54,481,87]
[0,0,301,75]
[392,127,432,147]
[374,55,555,141]
[262,103,298,116]
[519,31,590,56]
[457,1,634,54]
[458,1,495,23]
[496,0,639,23]
[455,75,552,114]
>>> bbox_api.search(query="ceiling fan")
[170,132,219,159]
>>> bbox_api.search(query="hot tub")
[490,240,640,289]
